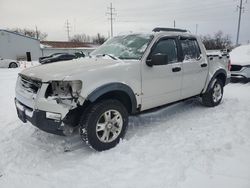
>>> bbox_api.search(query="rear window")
[180,39,201,60]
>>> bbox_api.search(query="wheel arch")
[9,62,18,68]
[205,69,227,93]
[86,83,138,114]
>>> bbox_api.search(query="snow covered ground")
[18,61,40,68]
[0,68,250,188]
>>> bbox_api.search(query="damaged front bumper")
[15,99,66,135]
[15,75,84,136]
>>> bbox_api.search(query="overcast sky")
[1,0,249,44]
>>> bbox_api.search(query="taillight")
[228,59,231,71]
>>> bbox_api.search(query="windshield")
[91,34,154,60]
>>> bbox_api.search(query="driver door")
[141,37,183,110]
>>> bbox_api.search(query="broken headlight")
[45,80,82,100]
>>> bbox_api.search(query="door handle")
[172,67,181,72]
[201,63,207,68]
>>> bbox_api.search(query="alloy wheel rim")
[213,83,222,103]
[96,109,123,143]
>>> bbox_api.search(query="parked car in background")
[40,53,77,64]
[0,57,19,68]
[74,51,86,58]
[230,44,250,83]
[230,64,250,83]
[39,53,63,63]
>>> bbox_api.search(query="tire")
[242,77,249,84]
[9,62,18,68]
[79,99,128,151]
[202,79,224,107]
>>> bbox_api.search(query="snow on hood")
[20,57,118,82]
[230,44,250,66]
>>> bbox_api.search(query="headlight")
[45,80,82,99]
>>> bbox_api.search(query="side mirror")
[146,54,168,67]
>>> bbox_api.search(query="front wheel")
[80,99,128,151]
[202,79,224,107]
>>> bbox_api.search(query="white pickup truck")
[15,28,231,151]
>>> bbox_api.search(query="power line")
[118,1,236,14]
[65,20,71,41]
[106,3,116,37]
[116,3,238,23]
[236,0,247,45]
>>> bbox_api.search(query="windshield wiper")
[95,54,119,60]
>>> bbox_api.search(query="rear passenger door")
[180,38,208,98]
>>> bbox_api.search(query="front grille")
[19,75,42,94]
[231,65,243,71]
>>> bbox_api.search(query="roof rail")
[152,27,187,33]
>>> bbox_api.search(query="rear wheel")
[202,79,224,107]
[80,99,128,151]
[9,62,18,68]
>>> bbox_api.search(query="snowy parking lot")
[0,68,250,188]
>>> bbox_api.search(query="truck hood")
[20,58,119,82]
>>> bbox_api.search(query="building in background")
[40,41,97,57]
[0,29,41,60]
[0,29,97,61]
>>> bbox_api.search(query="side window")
[150,39,178,63]
[65,55,72,60]
[60,55,69,60]
[59,55,65,59]
[180,39,201,60]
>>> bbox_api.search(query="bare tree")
[70,33,106,44]
[10,28,48,40]
[70,34,91,43]
[201,31,232,50]
[92,33,107,44]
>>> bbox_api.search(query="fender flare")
[205,69,227,93]
[86,83,138,113]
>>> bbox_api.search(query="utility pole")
[35,26,39,39]
[236,0,247,45]
[174,20,176,28]
[65,20,71,41]
[106,3,116,37]
[195,24,198,35]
